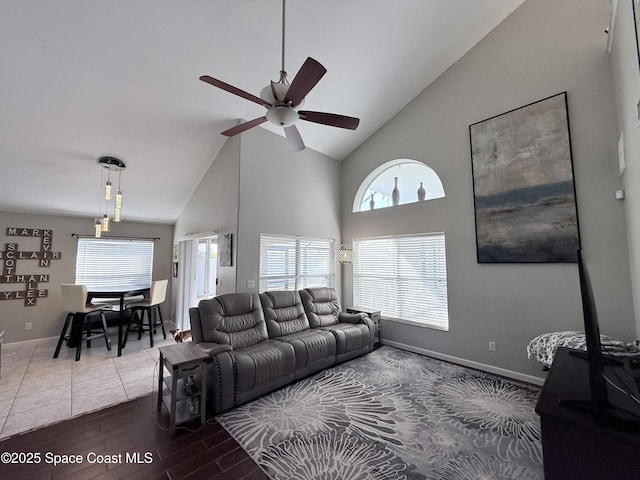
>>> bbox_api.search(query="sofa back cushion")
[197,293,268,348]
[299,287,341,328]
[260,290,310,338]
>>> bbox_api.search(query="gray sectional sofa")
[189,287,375,416]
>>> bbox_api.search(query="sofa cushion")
[299,287,341,327]
[196,293,268,348]
[260,290,310,337]
[320,322,371,353]
[234,340,295,401]
[275,329,337,379]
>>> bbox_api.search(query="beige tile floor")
[0,331,175,439]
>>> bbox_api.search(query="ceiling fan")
[199,0,359,152]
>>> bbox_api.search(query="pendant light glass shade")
[94,156,126,236]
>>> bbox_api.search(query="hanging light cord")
[281,0,286,75]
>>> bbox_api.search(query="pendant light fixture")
[94,156,126,237]
[337,244,353,264]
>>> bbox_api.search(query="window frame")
[352,232,449,331]
[259,233,336,293]
[75,237,154,290]
[352,159,445,212]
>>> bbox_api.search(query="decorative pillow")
[527,331,640,368]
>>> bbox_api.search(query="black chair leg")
[53,313,72,358]
[137,309,145,340]
[86,320,92,349]
[148,308,154,348]
[123,310,137,349]
[75,315,85,361]
[157,305,166,339]
[101,312,111,351]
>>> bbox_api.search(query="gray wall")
[236,126,342,293]
[173,135,241,295]
[340,0,635,381]
[174,125,341,297]
[0,211,174,343]
[610,0,640,337]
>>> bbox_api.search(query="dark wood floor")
[0,394,267,480]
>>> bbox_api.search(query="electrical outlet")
[488,341,496,352]
[246,280,255,289]
[25,322,32,330]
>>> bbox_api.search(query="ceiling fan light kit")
[266,105,299,127]
[199,0,359,151]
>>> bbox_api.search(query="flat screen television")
[561,250,640,426]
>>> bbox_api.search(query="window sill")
[382,316,449,332]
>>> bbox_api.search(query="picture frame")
[619,130,627,176]
[469,92,581,263]
[219,233,233,266]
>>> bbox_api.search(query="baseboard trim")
[3,335,59,348]
[382,340,546,386]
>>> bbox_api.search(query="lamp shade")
[337,244,353,264]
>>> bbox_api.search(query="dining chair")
[54,284,112,361]
[124,279,168,347]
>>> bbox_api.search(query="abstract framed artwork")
[219,233,233,266]
[469,92,580,263]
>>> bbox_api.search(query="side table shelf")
[157,342,208,435]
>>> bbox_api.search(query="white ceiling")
[0,0,525,225]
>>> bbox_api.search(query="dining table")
[87,285,150,356]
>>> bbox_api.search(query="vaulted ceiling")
[0,0,525,224]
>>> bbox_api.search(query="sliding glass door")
[196,236,217,302]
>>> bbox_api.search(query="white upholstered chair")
[124,279,168,347]
[54,284,112,361]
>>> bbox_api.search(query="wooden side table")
[158,342,208,435]
[346,307,381,348]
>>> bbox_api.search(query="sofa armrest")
[339,311,367,324]
[195,341,236,415]
[337,313,375,352]
[196,342,232,356]
[189,307,203,344]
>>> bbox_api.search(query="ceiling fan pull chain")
[281,0,286,75]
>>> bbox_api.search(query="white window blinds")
[75,238,154,289]
[353,233,449,330]
[259,234,335,292]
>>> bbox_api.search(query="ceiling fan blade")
[200,75,272,108]
[284,125,305,151]
[221,117,268,136]
[284,57,327,106]
[298,111,360,130]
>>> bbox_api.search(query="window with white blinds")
[353,233,449,330]
[259,234,335,292]
[75,238,154,290]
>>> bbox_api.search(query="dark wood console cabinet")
[535,347,640,479]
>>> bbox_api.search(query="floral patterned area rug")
[216,346,543,480]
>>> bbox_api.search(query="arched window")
[353,159,445,212]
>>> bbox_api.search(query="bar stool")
[124,279,168,348]
[54,284,112,361]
